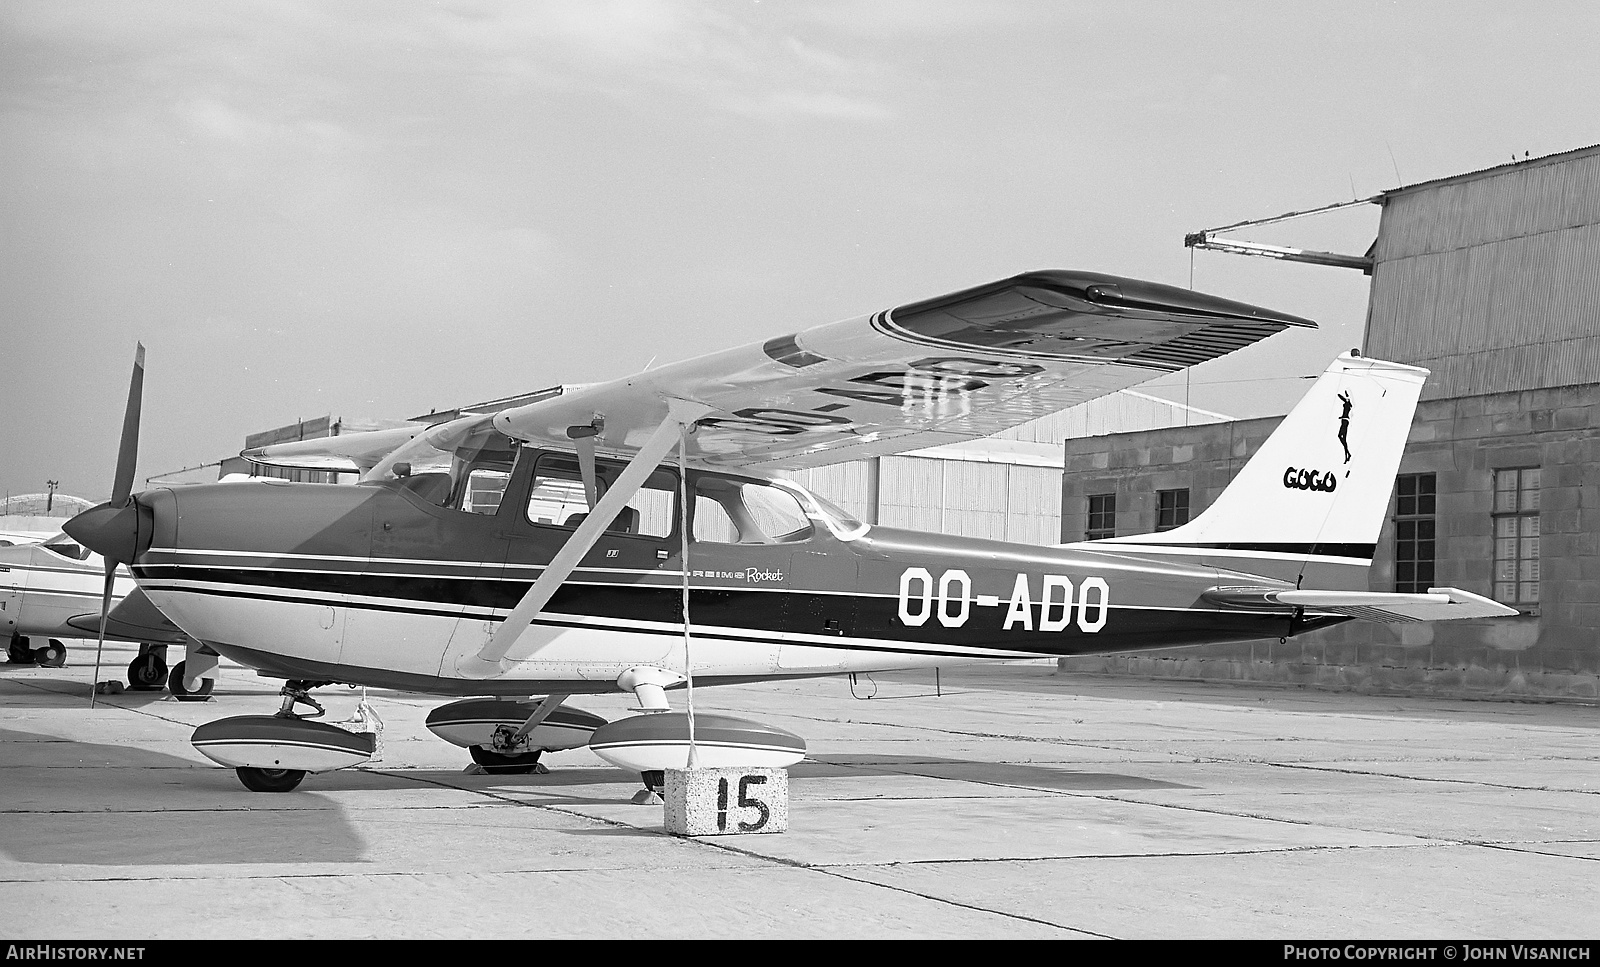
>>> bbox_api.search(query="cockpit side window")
[367,418,519,516]
[40,538,92,561]
[692,476,813,544]
[458,468,511,515]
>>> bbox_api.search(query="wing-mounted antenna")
[457,399,712,679]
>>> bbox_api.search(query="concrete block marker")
[663,767,788,836]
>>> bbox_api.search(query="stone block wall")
[1058,386,1600,702]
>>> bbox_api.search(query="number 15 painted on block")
[717,775,770,832]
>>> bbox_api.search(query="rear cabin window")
[525,454,675,539]
[692,477,812,544]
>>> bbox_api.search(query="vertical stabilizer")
[1092,353,1428,586]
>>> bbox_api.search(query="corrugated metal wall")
[990,391,1228,443]
[1367,146,1600,398]
[787,458,1064,544]
[784,389,1225,545]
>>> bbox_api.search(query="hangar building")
[1057,145,1600,700]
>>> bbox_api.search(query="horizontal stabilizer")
[1203,586,1519,622]
[68,588,191,643]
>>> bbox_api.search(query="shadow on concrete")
[798,753,1192,791]
[308,765,637,793]
[0,675,269,709]
[885,667,1600,727]
[0,727,369,867]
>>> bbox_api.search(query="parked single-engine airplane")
[66,270,1515,792]
[1,528,61,546]
[0,530,207,695]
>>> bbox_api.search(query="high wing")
[1202,586,1519,622]
[244,388,570,473]
[237,271,1311,474]
[492,270,1314,470]
[243,423,428,474]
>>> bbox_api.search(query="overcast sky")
[3,0,1596,503]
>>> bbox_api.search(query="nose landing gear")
[190,680,377,793]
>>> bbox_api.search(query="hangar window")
[1393,473,1436,594]
[1156,489,1190,531]
[1086,493,1116,541]
[1492,468,1540,606]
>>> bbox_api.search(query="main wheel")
[8,637,33,664]
[33,639,66,668]
[236,767,306,793]
[167,661,214,702]
[469,745,545,774]
[127,652,167,689]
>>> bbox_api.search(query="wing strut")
[457,400,712,679]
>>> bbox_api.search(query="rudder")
[1093,352,1429,587]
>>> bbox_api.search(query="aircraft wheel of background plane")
[5,636,67,667]
[166,660,215,702]
[126,650,167,690]
[235,766,306,793]
[34,639,66,667]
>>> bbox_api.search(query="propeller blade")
[111,343,145,506]
[83,342,145,707]
[66,344,151,565]
[88,562,115,708]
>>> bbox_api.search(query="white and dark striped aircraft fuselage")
[132,473,1349,697]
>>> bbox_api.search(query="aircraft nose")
[63,498,154,565]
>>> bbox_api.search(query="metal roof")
[1381,143,1600,201]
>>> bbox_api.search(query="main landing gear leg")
[617,667,680,804]
[168,644,220,702]
[633,771,665,806]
